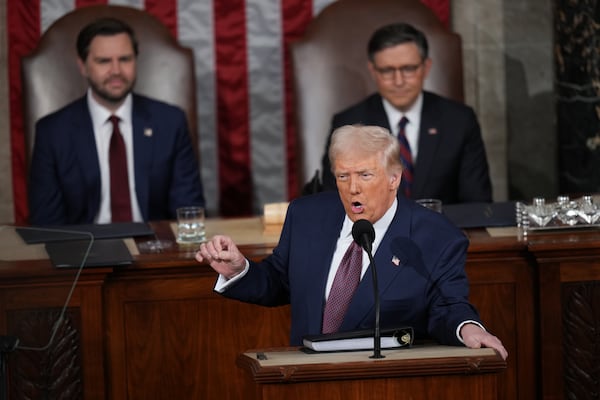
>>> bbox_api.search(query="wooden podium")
[237,345,506,400]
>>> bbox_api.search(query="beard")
[88,75,136,106]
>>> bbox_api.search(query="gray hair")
[328,124,403,176]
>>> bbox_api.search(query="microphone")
[351,219,384,359]
[352,219,375,254]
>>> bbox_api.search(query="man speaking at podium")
[196,124,507,360]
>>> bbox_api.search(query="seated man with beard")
[29,17,205,225]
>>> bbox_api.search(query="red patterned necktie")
[108,115,132,222]
[322,241,363,334]
[397,116,413,198]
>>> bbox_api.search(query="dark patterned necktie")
[108,115,132,222]
[322,241,363,334]
[397,116,413,198]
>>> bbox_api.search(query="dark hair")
[367,22,428,61]
[76,17,139,61]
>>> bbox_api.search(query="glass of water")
[176,206,206,244]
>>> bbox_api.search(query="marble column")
[453,0,556,203]
[555,0,600,194]
[453,0,509,202]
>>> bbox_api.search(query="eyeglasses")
[373,63,423,80]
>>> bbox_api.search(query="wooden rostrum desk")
[1,218,599,400]
[237,345,506,400]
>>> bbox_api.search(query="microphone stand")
[0,226,93,398]
[352,219,384,359]
[365,250,384,359]
[0,336,19,400]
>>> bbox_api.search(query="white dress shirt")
[87,89,143,223]
[382,93,423,162]
[323,199,397,298]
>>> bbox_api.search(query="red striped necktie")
[108,115,133,222]
[397,116,413,198]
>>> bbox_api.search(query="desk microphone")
[351,219,384,359]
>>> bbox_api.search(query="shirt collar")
[382,92,423,132]
[87,89,133,127]
[340,198,398,247]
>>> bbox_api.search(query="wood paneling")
[529,231,600,400]
[2,222,600,399]
[104,270,290,400]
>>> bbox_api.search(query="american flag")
[6,0,448,223]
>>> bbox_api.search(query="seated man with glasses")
[317,22,492,204]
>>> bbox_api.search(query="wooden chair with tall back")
[291,0,464,189]
[21,4,198,164]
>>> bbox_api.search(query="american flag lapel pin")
[428,127,438,135]
[391,255,400,266]
[144,128,153,137]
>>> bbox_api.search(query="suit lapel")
[367,94,392,130]
[75,98,101,213]
[131,95,153,219]
[304,201,346,334]
[412,92,442,198]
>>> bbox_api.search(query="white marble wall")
[453,0,508,201]
[453,0,556,202]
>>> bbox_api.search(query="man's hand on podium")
[460,323,508,360]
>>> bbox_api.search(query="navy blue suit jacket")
[321,92,492,204]
[28,94,205,225]
[221,191,481,346]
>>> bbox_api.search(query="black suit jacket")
[320,92,492,204]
